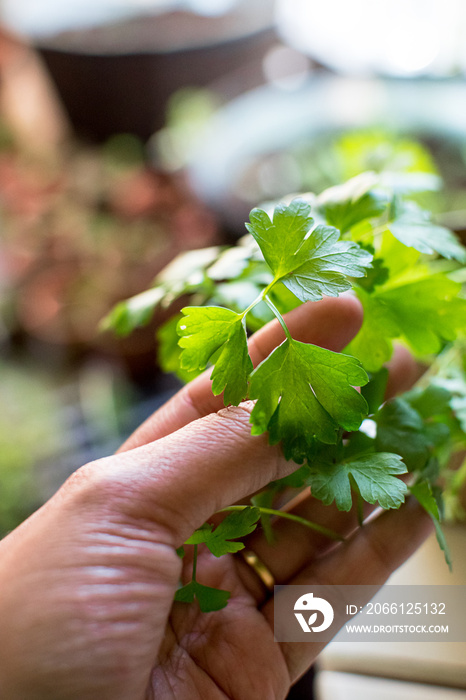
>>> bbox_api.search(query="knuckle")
[200,402,256,447]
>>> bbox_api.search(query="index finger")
[119,295,364,451]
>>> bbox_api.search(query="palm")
[149,550,288,700]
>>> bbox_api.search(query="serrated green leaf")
[249,338,368,460]
[432,519,453,571]
[375,396,452,476]
[410,481,440,520]
[207,244,256,281]
[177,306,252,405]
[185,507,261,557]
[245,200,372,303]
[316,172,389,233]
[157,315,202,383]
[245,199,313,278]
[379,231,421,279]
[280,225,373,303]
[101,247,221,336]
[177,306,241,368]
[345,289,400,372]
[375,398,431,471]
[431,367,466,432]
[419,457,441,486]
[410,481,452,571]
[343,429,376,459]
[356,256,390,292]
[361,368,389,414]
[389,203,466,263]
[348,274,466,371]
[380,275,466,356]
[306,453,407,511]
[100,287,166,337]
[404,384,453,420]
[174,581,230,612]
[157,246,222,291]
[210,322,253,406]
[184,523,212,545]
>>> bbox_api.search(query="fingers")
[81,403,300,547]
[242,492,368,591]
[119,295,364,451]
[293,497,432,586]
[263,498,433,682]
[385,344,422,399]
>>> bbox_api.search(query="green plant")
[103,168,466,612]
[0,363,63,536]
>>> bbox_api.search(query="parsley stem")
[412,342,459,390]
[219,505,344,542]
[263,295,292,340]
[241,296,263,318]
[355,223,387,243]
[240,280,277,319]
[192,544,198,582]
[357,493,364,528]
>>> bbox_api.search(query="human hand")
[0,296,431,699]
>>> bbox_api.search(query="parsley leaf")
[174,581,230,612]
[357,257,390,293]
[410,481,452,570]
[410,480,440,519]
[375,395,451,474]
[245,200,372,303]
[375,398,432,472]
[245,199,313,278]
[185,507,261,557]
[101,247,220,336]
[345,288,400,372]
[307,453,408,511]
[404,384,453,420]
[378,275,466,355]
[157,314,202,383]
[316,172,389,233]
[432,370,466,433]
[100,286,166,337]
[360,367,389,414]
[249,338,368,460]
[177,306,252,405]
[280,225,373,303]
[348,274,466,371]
[389,202,466,263]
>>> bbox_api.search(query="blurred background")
[0,2,466,697]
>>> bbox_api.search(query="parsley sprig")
[177,199,372,457]
[104,170,466,612]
